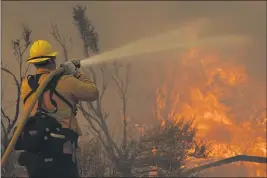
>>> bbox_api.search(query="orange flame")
[155,47,266,176]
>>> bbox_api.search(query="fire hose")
[1,61,80,166]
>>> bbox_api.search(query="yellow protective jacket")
[21,68,99,136]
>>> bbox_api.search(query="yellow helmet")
[27,40,58,64]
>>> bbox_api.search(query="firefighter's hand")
[72,60,81,68]
[61,60,80,75]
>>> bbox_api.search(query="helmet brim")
[27,51,58,64]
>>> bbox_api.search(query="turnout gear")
[18,58,98,178]
[16,71,82,178]
[15,72,78,155]
[21,68,98,135]
[24,153,79,178]
[27,40,58,64]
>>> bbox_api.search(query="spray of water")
[80,29,249,67]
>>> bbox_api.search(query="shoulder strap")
[47,75,77,116]
[37,90,49,113]
[54,89,77,115]
[23,73,50,114]
[23,74,47,104]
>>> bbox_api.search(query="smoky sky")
[2,1,266,127]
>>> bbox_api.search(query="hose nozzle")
[60,59,81,75]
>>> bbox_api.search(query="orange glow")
[154,46,266,176]
[152,146,157,155]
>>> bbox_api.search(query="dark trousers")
[25,153,79,178]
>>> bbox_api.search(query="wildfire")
[155,47,266,176]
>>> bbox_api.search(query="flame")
[154,47,266,176]
[152,146,157,155]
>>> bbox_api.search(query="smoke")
[80,19,250,68]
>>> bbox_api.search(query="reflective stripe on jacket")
[21,68,99,136]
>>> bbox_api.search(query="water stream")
[80,29,248,67]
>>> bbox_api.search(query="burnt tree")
[72,4,135,176]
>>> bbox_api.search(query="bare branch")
[1,108,11,130]
[111,62,131,152]
[50,22,69,61]
[1,67,21,133]
[79,103,121,160]
[124,64,131,95]
[79,105,108,150]
[99,66,108,104]
[1,119,8,141]
[78,103,102,128]
[23,63,32,78]
[84,68,120,158]
[180,155,267,177]
[69,37,73,52]
[11,39,20,60]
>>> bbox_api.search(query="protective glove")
[60,60,81,75]
[72,60,81,68]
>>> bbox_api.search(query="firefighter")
[18,40,99,178]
